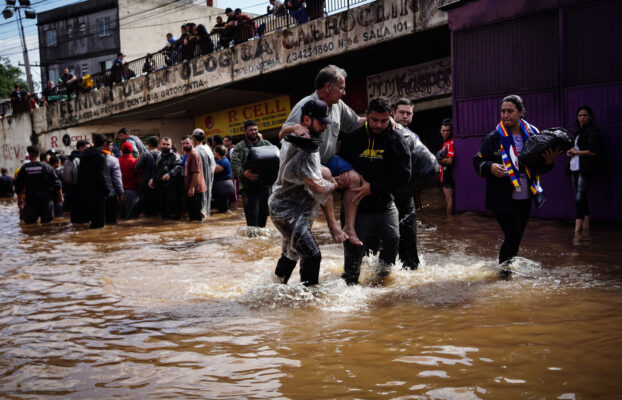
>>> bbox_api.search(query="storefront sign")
[366,58,451,104]
[194,96,291,137]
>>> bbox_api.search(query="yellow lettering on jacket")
[359,149,384,159]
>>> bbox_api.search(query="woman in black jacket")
[195,24,214,56]
[566,106,602,246]
[473,95,561,277]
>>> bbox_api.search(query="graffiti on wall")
[366,58,451,104]
[2,144,28,163]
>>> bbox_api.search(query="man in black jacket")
[64,139,89,221]
[78,134,111,229]
[338,97,411,285]
[149,137,182,219]
[14,146,63,224]
[136,136,160,217]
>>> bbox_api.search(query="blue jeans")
[572,172,593,219]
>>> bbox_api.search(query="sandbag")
[243,144,280,187]
[519,127,573,174]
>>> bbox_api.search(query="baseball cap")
[301,99,333,125]
[121,142,133,152]
[192,128,206,142]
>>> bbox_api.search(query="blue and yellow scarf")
[496,119,543,196]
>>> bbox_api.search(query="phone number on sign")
[285,42,336,63]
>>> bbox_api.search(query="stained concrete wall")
[38,118,195,156]
[0,114,34,176]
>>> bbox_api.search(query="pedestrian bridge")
[1,0,448,173]
[36,0,446,133]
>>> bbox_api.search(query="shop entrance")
[409,106,452,155]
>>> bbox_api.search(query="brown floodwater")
[1,189,621,399]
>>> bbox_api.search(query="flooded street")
[1,189,621,399]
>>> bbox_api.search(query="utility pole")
[2,0,37,93]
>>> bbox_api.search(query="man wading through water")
[338,97,411,285]
[270,99,342,286]
[279,65,366,246]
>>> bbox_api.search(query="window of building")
[79,21,87,33]
[46,29,57,46]
[49,68,60,84]
[97,17,110,37]
[81,64,89,76]
[67,24,73,38]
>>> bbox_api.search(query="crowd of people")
[8,67,89,114]
[3,63,601,287]
[7,128,238,229]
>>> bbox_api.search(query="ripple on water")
[423,386,487,400]
[1,197,621,399]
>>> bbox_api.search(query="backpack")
[63,157,80,186]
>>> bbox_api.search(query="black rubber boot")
[275,255,297,284]
[300,253,321,286]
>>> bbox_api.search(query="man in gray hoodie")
[103,138,124,224]
[118,127,147,158]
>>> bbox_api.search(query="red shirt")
[439,138,454,182]
[184,149,206,193]
[119,154,139,190]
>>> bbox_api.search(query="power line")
[0,0,82,29]
[1,0,208,56]
[0,0,269,59]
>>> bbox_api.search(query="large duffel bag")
[243,145,280,187]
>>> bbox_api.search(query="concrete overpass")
[1,0,451,174]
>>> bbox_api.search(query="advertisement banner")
[194,95,291,137]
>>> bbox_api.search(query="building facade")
[38,0,120,84]
[37,0,225,86]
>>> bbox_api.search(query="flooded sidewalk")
[0,188,621,399]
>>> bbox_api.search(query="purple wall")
[448,0,622,221]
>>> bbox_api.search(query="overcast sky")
[0,0,267,90]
